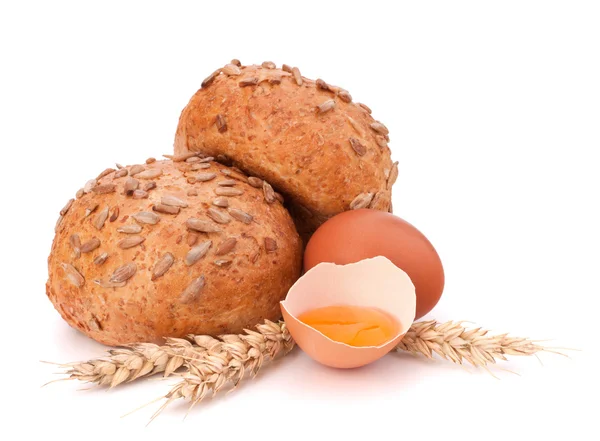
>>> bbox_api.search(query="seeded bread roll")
[47,158,302,346]
[174,61,398,237]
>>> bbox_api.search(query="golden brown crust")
[174,63,396,236]
[47,159,302,346]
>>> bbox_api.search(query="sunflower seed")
[115,163,124,169]
[369,191,389,211]
[186,218,221,233]
[150,253,174,281]
[220,169,248,183]
[263,181,276,203]
[222,63,241,76]
[96,168,115,180]
[179,276,205,304]
[217,179,237,187]
[76,188,85,199]
[70,234,81,258]
[153,204,180,215]
[338,89,352,103]
[350,192,374,210]
[172,151,199,162]
[214,259,232,267]
[136,169,162,179]
[185,156,200,164]
[94,279,126,289]
[205,207,230,224]
[117,224,142,234]
[317,99,335,114]
[228,208,253,224]
[84,179,97,193]
[196,172,217,182]
[275,192,284,204]
[92,184,116,194]
[192,163,211,170]
[130,164,145,176]
[133,189,148,199]
[370,121,389,135]
[349,137,367,156]
[346,116,363,135]
[60,199,74,216]
[198,156,215,163]
[93,252,108,266]
[316,78,333,92]
[109,206,119,222]
[202,69,221,88]
[264,237,278,252]
[376,135,388,149]
[133,211,160,225]
[186,240,212,266]
[213,114,227,134]
[239,76,259,87]
[215,187,244,197]
[261,61,276,69]
[215,237,237,255]
[109,263,137,284]
[61,263,84,288]
[85,204,98,217]
[358,102,372,114]
[187,232,199,246]
[118,236,145,249]
[212,197,229,208]
[93,206,110,230]
[292,67,302,85]
[114,168,128,178]
[146,157,156,164]
[162,195,188,208]
[187,189,198,196]
[247,177,263,188]
[231,59,241,67]
[387,161,399,189]
[282,64,293,73]
[124,177,139,195]
[143,181,157,191]
[80,237,101,253]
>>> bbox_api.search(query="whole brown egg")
[303,209,445,320]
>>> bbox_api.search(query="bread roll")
[47,158,302,346]
[174,62,397,237]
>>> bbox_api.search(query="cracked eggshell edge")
[280,256,416,368]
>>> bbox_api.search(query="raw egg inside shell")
[304,209,444,320]
[281,256,416,369]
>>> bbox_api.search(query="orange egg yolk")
[298,305,400,347]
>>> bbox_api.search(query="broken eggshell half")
[280,256,416,368]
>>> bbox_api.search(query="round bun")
[174,62,397,237]
[47,158,302,346]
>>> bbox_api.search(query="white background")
[1,1,598,439]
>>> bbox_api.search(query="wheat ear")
[53,339,200,388]
[394,320,565,368]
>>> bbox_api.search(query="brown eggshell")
[303,209,444,320]
[281,256,416,369]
